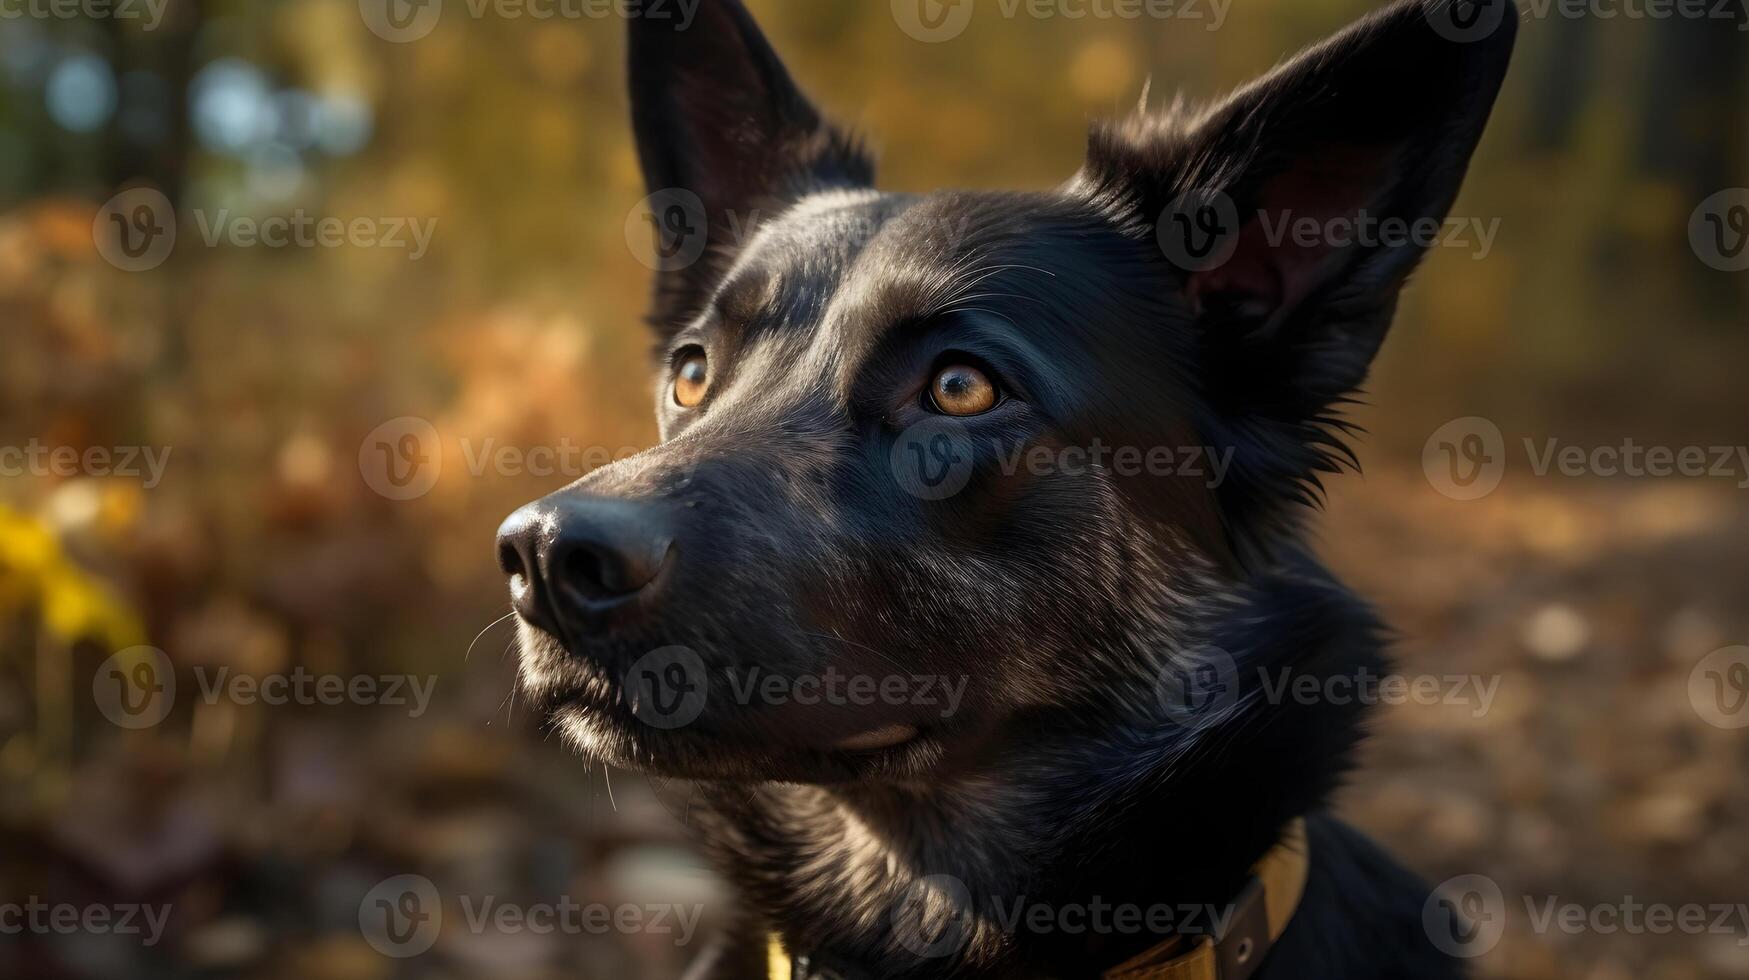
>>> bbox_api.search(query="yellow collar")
[768,819,1308,980]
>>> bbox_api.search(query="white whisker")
[465,610,517,662]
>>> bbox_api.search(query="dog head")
[499,0,1516,782]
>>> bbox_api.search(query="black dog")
[496,0,1516,976]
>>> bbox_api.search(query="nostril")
[499,541,535,604]
[497,540,525,578]
[496,537,548,625]
[496,505,564,635]
[562,545,613,598]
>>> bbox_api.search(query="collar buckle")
[1213,876,1271,980]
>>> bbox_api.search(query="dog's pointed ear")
[1076,0,1516,557]
[628,0,873,335]
[1081,0,1517,398]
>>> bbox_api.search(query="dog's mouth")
[544,698,943,783]
[832,723,920,752]
[517,625,951,782]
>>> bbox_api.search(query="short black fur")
[496,1,1519,976]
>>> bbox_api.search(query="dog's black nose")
[496,493,674,637]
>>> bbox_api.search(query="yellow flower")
[0,504,145,649]
[0,506,57,578]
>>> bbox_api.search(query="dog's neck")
[696,556,1384,977]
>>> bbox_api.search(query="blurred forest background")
[1,0,1746,977]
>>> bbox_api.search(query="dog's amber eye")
[672,349,709,408]
[929,364,998,417]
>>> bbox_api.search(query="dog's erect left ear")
[1076,0,1516,558]
[628,0,873,336]
[1080,0,1517,398]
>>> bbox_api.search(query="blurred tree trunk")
[1635,12,1745,191]
[103,0,199,205]
[1636,12,1747,313]
[99,0,202,379]
[1528,16,1595,152]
